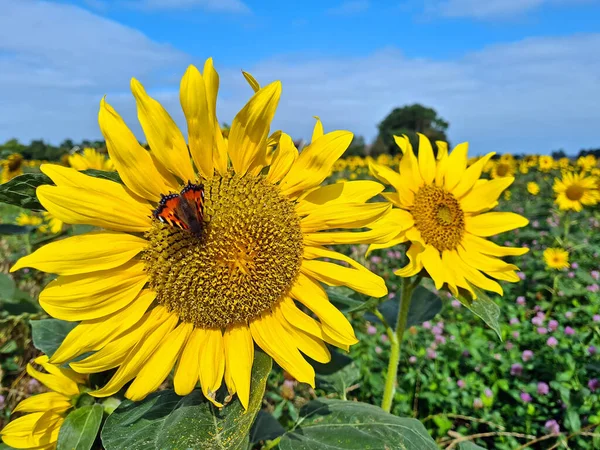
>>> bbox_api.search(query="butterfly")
[153,181,205,235]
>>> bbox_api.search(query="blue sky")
[1,0,600,154]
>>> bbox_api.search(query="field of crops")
[0,146,599,450]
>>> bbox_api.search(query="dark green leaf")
[82,169,121,183]
[57,404,104,450]
[0,273,16,299]
[316,363,361,399]
[565,409,581,432]
[0,224,35,235]
[0,340,18,353]
[456,288,502,340]
[249,411,285,445]
[0,173,50,210]
[31,319,78,356]
[325,286,363,311]
[367,286,442,329]
[101,351,272,450]
[278,399,438,450]
[308,348,352,375]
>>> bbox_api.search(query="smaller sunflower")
[527,182,540,196]
[538,155,554,172]
[543,248,569,270]
[15,213,43,227]
[68,148,114,171]
[553,172,600,211]
[0,356,87,450]
[1,154,24,183]
[491,159,515,179]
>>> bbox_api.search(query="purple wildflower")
[366,324,377,335]
[511,363,523,376]
[473,398,483,409]
[520,392,532,403]
[564,326,575,336]
[522,350,534,362]
[588,379,599,392]
[516,296,526,305]
[537,382,550,395]
[457,380,466,388]
[547,336,558,347]
[545,419,560,434]
[537,327,548,335]
[548,320,559,331]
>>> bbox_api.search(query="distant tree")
[377,104,449,155]
[368,135,387,157]
[344,135,366,157]
[59,139,74,150]
[551,149,567,159]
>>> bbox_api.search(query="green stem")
[563,213,570,243]
[381,276,419,413]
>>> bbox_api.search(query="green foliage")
[457,288,502,339]
[101,352,271,450]
[377,103,449,155]
[31,318,78,357]
[278,399,438,449]
[57,404,104,450]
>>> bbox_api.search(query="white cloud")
[1,1,599,155]
[427,0,595,19]
[127,0,250,13]
[326,0,370,15]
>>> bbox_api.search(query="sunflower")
[68,147,114,171]
[543,248,569,270]
[369,135,529,298]
[0,356,87,449]
[553,172,600,211]
[15,212,43,227]
[38,212,64,235]
[491,159,515,179]
[527,182,540,196]
[1,153,24,183]
[538,155,554,172]
[11,59,392,409]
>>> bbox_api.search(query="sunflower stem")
[381,276,418,413]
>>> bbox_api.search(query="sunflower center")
[411,185,464,251]
[496,163,509,177]
[565,184,584,201]
[143,173,304,328]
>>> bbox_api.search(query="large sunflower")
[68,147,114,171]
[369,135,529,298]
[1,356,87,450]
[11,59,391,409]
[553,171,600,211]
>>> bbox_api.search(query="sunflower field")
[0,64,599,450]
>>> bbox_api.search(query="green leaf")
[31,319,78,357]
[249,411,285,445]
[367,286,442,329]
[82,169,121,183]
[101,351,272,450]
[325,286,363,311]
[0,173,49,210]
[57,404,104,450]
[456,288,502,340]
[0,224,35,235]
[316,362,361,399]
[0,340,18,353]
[565,409,581,432]
[307,348,352,376]
[0,273,16,299]
[278,399,438,450]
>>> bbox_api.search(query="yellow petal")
[13,392,72,415]
[444,142,469,191]
[434,141,449,187]
[51,290,155,365]
[99,98,171,201]
[304,226,401,246]
[296,180,384,215]
[11,231,146,275]
[126,322,193,401]
[242,70,260,92]
[198,328,225,407]
[228,81,281,176]
[27,364,79,397]
[90,307,178,397]
[265,133,298,184]
[394,242,424,277]
[417,133,436,184]
[452,251,503,295]
[0,412,63,449]
[180,65,214,178]
[368,161,414,206]
[203,59,228,175]
[280,131,353,198]
[70,307,166,374]
[249,311,315,386]
[39,260,147,321]
[279,297,351,350]
[442,250,474,297]
[131,78,195,182]
[290,273,358,345]
[300,203,391,233]
[465,212,529,237]
[420,245,446,290]
[311,116,324,143]
[462,233,529,256]
[486,269,521,282]
[395,136,422,190]
[457,245,518,272]
[278,307,331,364]
[460,177,513,213]
[301,259,387,298]
[366,232,407,257]
[223,324,254,410]
[452,152,495,198]
[173,328,205,396]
